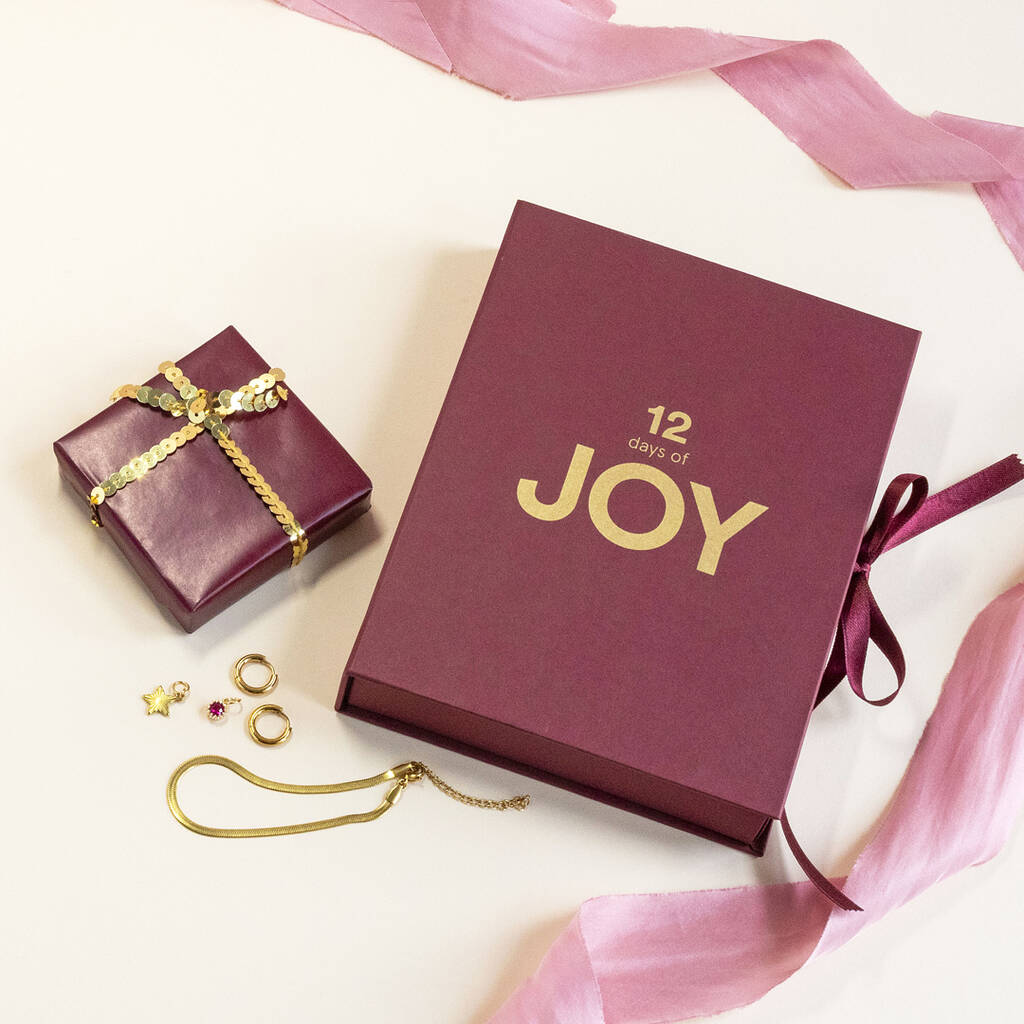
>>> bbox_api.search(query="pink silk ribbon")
[274,0,1024,270]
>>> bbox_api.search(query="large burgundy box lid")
[55,326,372,631]
[340,202,919,852]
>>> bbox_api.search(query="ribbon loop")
[859,473,928,564]
[842,578,906,706]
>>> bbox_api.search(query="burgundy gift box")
[55,326,372,631]
[339,201,919,853]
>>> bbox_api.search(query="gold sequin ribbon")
[87,361,308,566]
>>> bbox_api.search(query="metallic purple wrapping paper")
[54,326,372,631]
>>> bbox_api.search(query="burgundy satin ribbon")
[783,454,1024,910]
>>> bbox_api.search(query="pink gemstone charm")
[205,696,239,721]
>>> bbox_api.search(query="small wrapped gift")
[54,326,372,631]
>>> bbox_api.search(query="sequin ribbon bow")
[87,360,308,566]
[780,454,1024,910]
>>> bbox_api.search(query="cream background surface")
[2,2,1023,1022]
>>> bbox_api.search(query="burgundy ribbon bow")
[783,454,1023,911]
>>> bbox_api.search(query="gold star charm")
[142,681,190,716]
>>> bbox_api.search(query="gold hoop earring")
[248,704,291,746]
[233,653,278,695]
